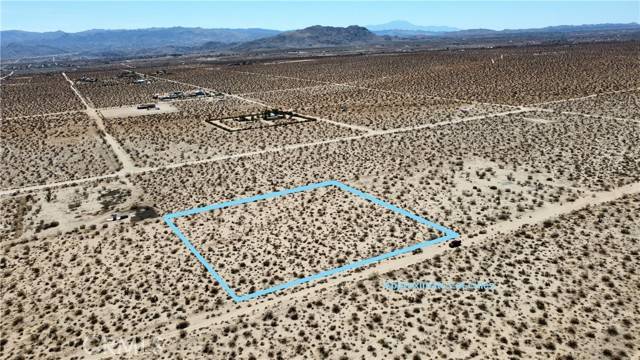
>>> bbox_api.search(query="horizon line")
[3,21,639,34]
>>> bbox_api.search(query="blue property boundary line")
[163,180,460,302]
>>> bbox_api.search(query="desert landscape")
[1,37,639,360]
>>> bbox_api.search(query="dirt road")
[79,180,640,359]
[0,70,15,80]
[62,72,138,172]
[0,106,529,196]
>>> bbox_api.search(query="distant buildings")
[76,76,97,83]
[153,89,210,101]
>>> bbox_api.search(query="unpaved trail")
[62,72,138,172]
[140,72,269,108]
[62,72,91,109]
[238,83,328,97]
[0,106,530,196]
[142,72,378,133]
[220,67,521,109]
[311,114,376,133]
[529,87,640,106]
[0,70,15,80]
[78,180,640,360]
[3,74,632,198]
[90,108,137,172]
[220,67,639,117]
[559,110,640,123]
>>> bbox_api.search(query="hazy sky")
[2,1,638,32]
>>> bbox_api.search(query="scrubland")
[71,70,196,108]
[0,112,120,189]
[149,66,317,94]
[103,99,359,167]
[244,84,514,130]
[175,185,444,297]
[541,89,640,119]
[1,42,638,360]
[234,42,640,105]
[148,194,640,359]
[0,74,84,117]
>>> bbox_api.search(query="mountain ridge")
[367,20,459,32]
[1,22,638,59]
[234,25,381,51]
[0,27,281,59]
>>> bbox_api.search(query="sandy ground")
[1,43,639,360]
[98,102,179,119]
[76,182,639,360]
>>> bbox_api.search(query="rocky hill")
[235,25,381,51]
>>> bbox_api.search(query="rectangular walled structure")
[204,111,317,132]
[163,180,460,302]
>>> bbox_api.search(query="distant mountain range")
[1,22,638,60]
[367,20,459,36]
[368,22,640,38]
[446,22,640,36]
[0,27,280,59]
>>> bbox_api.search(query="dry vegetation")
[71,70,197,108]
[245,84,513,130]
[1,42,639,360]
[541,89,640,119]
[149,66,317,94]
[0,74,84,117]
[132,111,638,218]
[0,112,120,189]
[233,42,640,105]
[148,194,640,359]
[103,98,359,167]
[0,218,230,358]
[175,185,444,296]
